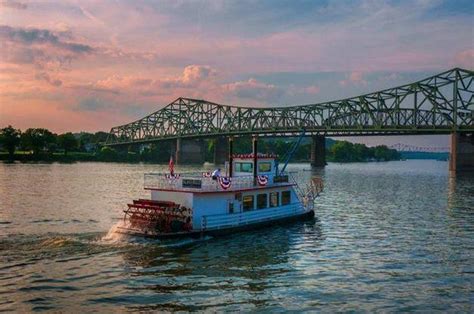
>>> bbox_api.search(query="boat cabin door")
[229,193,242,214]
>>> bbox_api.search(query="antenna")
[279,129,306,174]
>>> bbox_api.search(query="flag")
[169,155,174,175]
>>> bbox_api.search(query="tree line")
[1,125,400,163]
[328,140,400,162]
[0,125,109,160]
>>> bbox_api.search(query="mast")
[228,136,234,177]
[253,136,258,186]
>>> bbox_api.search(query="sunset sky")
[0,0,473,146]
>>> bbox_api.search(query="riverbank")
[0,152,142,163]
[0,152,403,164]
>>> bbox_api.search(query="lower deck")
[118,208,315,239]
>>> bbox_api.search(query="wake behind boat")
[116,137,323,239]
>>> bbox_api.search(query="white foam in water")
[100,220,130,244]
[98,221,213,247]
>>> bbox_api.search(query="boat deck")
[143,172,296,193]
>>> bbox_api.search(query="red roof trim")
[145,184,294,194]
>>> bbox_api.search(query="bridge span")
[106,68,473,171]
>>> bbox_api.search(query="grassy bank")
[0,151,145,163]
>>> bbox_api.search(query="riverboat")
[117,138,323,239]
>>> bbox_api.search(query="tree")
[0,125,21,159]
[78,132,92,151]
[21,128,56,155]
[330,141,354,162]
[93,131,109,144]
[372,145,400,161]
[353,143,369,162]
[99,146,118,161]
[57,133,78,155]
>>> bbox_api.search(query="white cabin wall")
[151,190,193,208]
[192,193,234,229]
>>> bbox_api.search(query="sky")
[0,0,473,147]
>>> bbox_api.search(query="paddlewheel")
[123,199,192,234]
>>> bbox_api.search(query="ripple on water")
[0,161,473,312]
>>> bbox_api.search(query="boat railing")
[201,203,305,230]
[286,172,323,210]
[143,171,295,192]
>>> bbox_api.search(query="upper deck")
[144,172,295,193]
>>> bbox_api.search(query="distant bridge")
[388,143,450,153]
[106,68,473,146]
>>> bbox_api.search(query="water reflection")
[103,220,324,311]
[1,161,473,312]
[447,171,474,211]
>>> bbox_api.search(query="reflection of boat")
[117,138,322,239]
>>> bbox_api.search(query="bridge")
[106,68,473,171]
[388,143,450,153]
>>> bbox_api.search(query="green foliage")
[229,137,311,161]
[140,142,174,162]
[330,141,355,162]
[373,145,400,161]
[1,124,402,164]
[0,125,21,159]
[21,128,56,155]
[77,131,110,152]
[98,146,118,161]
[328,141,400,162]
[94,131,109,144]
[57,133,78,155]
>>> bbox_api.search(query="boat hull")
[116,209,315,240]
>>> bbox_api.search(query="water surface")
[0,161,473,312]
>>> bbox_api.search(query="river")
[0,161,473,312]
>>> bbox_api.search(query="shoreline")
[0,153,407,165]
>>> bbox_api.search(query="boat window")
[257,193,267,209]
[281,191,291,205]
[243,195,254,211]
[269,192,279,207]
[228,202,234,214]
[235,193,242,201]
[258,162,272,172]
[235,162,253,173]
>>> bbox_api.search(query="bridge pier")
[213,137,229,164]
[449,132,474,173]
[311,135,326,167]
[175,138,205,164]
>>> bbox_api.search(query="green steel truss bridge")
[106,68,473,146]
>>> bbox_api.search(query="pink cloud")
[89,65,217,96]
[339,71,368,86]
[182,65,216,84]
[1,0,472,133]
[454,49,474,69]
[223,78,283,103]
[303,85,320,95]
[35,72,62,87]
[0,0,27,10]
